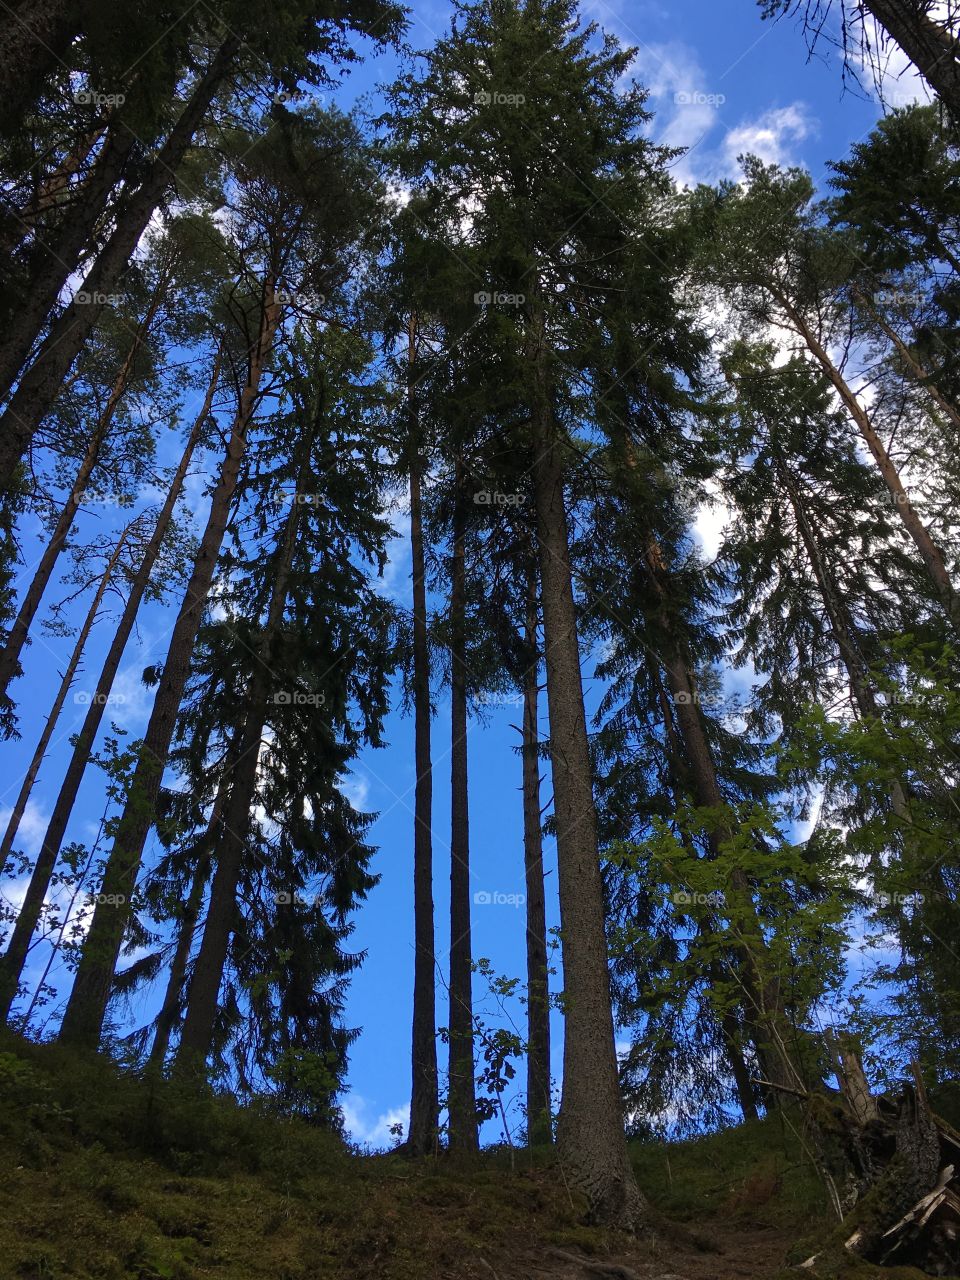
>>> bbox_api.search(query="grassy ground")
[0,1031,946,1280]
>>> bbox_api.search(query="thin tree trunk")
[407,313,439,1157]
[56,313,272,1050]
[0,120,108,257]
[720,1006,760,1121]
[447,460,477,1154]
[526,296,647,1230]
[0,352,219,1022]
[148,843,214,1071]
[863,0,960,118]
[659,675,762,1121]
[521,562,551,1144]
[0,37,239,481]
[781,297,960,636]
[853,286,960,431]
[0,525,128,1016]
[636,526,804,1099]
[174,429,307,1071]
[774,452,913,824]
[0,123,137,400]
[0,268,170,713]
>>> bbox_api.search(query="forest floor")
[0,1031,951,1280]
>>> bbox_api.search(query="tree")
[691,159,960,639]
[57,104,385,1049]
[172,326,394,1077]
[445,457,479,1153]
[382,0,680,1225]
[0,247,173,725]
[0,350,220,1024]
[404,314,441,1157]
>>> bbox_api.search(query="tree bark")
[0,268,169,716]
[0,523,129,1018]
[0,351,219,1023]
[526,297,647,1230]
[406,314,439,1157]
[0,37,239,484]
[57,307,272,1050]
[521,562,552,1144]
[447,460,478,1154]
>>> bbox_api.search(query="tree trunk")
[174,429,306,1072]
[57,309,272,1050]
[526,298,647,1230]
[0,120,107,257]
[0,524,128,1018]
[0,351,219,1022]
[0,268,169,716]
[447,460,478,1154]
[522,563,552,1145]
[147,839,214,1070]
[0,123,137,400]
[406,313,439,1157]
[0,37,239,484]
[642,537,803,1097]
[775,452,913,825]
[781,297,960,637]
[863,0,960,118]
[721,1007,760,1121]
[853,287,960,433]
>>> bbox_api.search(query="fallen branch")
[545,1247,642,1280]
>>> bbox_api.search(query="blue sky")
[0,0,929,1145]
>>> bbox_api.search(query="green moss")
[0,1033,947,1279]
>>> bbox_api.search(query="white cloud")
[341,1093,408,1148]
[0,798,50,860]
[339,771,371,812]
[628,40,728,185]
[721,103,817,174]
